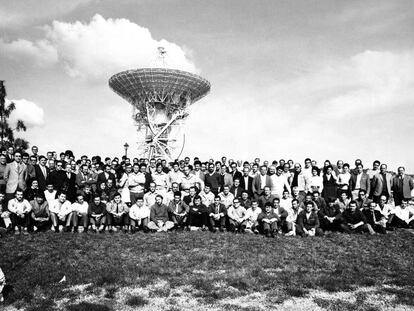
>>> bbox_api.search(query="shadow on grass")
[381,286,414,306]
[125,295,149,307]
[67,302,113,311]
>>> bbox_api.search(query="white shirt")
[280,197,292,210]
[309,175,324,193]
[392,205,414,223]
[244,207,262,223]
[44,190,57,206]
[355,173,363,189]
[152,172,169,190]
[243,176,250,190]
[49,199,72,218]
[199,190,215,207]
[128,172,146,193]
[260,174,267,190]
[218,192,234,208]
[270,174,290,197]
[285,206,299,223]
[8,198,32,214]
[227,205,247,221]
[143,191,157,208]
[168,170,184,185]
[129,204,150,220]
[72,202,89,214]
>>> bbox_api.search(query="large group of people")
[0,146,413,237]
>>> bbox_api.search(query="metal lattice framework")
[109,68,210,160]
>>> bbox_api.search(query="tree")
[0,80,28,150]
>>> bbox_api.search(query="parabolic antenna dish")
[109,68,210,160]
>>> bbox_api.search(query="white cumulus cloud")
[6,98,45,128]
[0,14,197,79]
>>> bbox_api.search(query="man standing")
[372,164,393,203]
[4,152,27,201]
[128,163,146,204]
[34,156,49,192]
[240,167,254,198]
[349,163,371,200]
[0,154,8,193]
[269,166,290,198]
[252,165,271,199]
[391,167,414,206]
[289,163,309,195]
[204,163,221,195]
[61,163,77,203]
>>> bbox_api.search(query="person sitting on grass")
[355,190,372,210]
[88,195,107,233]
[0,193,12,232]
[243,200,262,233]
[8,189,32,235]
[44,182,57,207]
[23,179,41,202]
[362,202,387,234]
[318,197,342,233]
[188,195,208,231]
[30,193,50,232]
[208,195,226,232]
[227,198,247,233]
[71,193,89,233]
[168,191,189,230]
[284,199,300,236]
[296,201,323,237]
[257,202,279,237]
[376,195,394,229]
[388,200,414,229]
[147,194,174,232]
[106,193,129,233]
[129,197,149,233]
[49,192,73,232]
[340,200,373,234]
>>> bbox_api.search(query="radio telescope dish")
[109,68,210,160]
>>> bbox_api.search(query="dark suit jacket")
[230,186,243,198]
[253,174,272,196]
[208,203,227,216]
[61,172,77,203]
[49,170,66,191]
[297,210,320,230]
[349,172,371,193]
[97,172,116,187]
[34,165,50,191]
[231,170,243,182]
[391,175,414,199]
[239,175,254,197]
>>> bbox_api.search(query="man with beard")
[148,195,174,232]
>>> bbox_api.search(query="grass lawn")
[0,230,413,310]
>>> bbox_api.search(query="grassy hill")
[0,230,413,311]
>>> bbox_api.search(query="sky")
[0,0,413,170]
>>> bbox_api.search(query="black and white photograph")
[0,0,413,310]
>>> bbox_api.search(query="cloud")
[0,14,197,79]
[0,38,58,66]
[6,98,45,128]
[272,50,414,118]
[0,0,96,28]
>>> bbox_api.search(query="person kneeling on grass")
[129,197,149,233]
[284,199,300,236]
[243,200,262,233]
[49,192,73,232]
[340,200,374,234]
[106,193,129,233]
[257,202,279,237]
[71,193,89,233]
[227,198,247,233]
[30,193,50,232]
[88,195,107,233]
[147,195,174,232]
[361,202,386,234]
[296,201,323,237]
[168,191,189,230]
[208,195,226,232]
[8,189,32,235]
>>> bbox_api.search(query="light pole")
[123,142,129,158]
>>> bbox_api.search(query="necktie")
[116,204,118,214]
[216,205,219,214]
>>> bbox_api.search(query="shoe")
[23,228,29,235]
